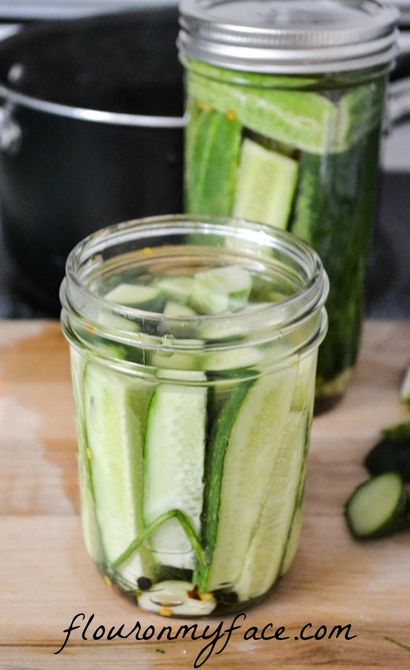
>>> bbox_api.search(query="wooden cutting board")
[0,320,409,669]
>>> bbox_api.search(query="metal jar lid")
[178,0,400,74]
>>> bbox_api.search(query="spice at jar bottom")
[60,215,328,617]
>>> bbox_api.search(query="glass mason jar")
[60,215,328,617]
[179,0,399,411]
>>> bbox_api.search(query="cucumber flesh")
[197,367,296,591]
[70,349,105,564]
[104,283,165,312]
[202,346,263,372]
[292,354,317,413]
[345,472,408,539]
[280,504,304,576]
[233,138,298,230]
[163,301,197,318]
[144,379,207,570]
[84,363,153,583]
[154,276,194,305]
[233,411,308,601]
[190,266,251,315]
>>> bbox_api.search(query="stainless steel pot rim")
[0,84,187,128]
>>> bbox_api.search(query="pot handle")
[0,88,21,154]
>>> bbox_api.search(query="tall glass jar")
[179,0,398,411]
[60,215,328,616]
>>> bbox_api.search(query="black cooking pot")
[0,9,184,309]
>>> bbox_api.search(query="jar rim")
[60,215,328,371]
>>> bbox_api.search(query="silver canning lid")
[178,0,400,74]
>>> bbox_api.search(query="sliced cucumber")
[233,411,308,601]
[400,367,410,405]
[163,301,197,318]
[382,415,410,441]
[70,349,105,564]
[280,428,309,576]
[190,266,251,315]
[233,138,298,230]
[154,276,194,305]
[364,422,410,483]
[199,303,271,340]
[188,72,338,155]
[143,378,207,570]
[186,106,242,216]
[84,363,154,583]
[202,346,263,372]
[151,350,203,371]
[104,283,165,312]
[292,354,317,413]
[96,311,140,332]
[280,505,304,576]
[188,59,320,89]
[345,472,408,539]
[196,367,296,592]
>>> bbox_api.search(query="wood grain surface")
[0,320,409,669]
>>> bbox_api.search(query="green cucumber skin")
[187,65,386,154]
[188,71,339,155]
[291,126,382,387]
[185,58,321,89]
[196,380,252,590]
[196,368,296,592]
[279,422,311,576]
[186,102,242,216]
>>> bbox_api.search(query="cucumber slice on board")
[186,106,242,216]
[233,138,298,230]
[196,367,296,592]
[233,410,308,601]
[382,415,410,441]
[104,283,165,312]
[188,72,338,155]
[364,419,410,483]
[143,378,207,570]
[345,472,408,540]
[84,363,154,584]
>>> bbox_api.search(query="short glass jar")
[179,0,398,410]
[60,215,328,617]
